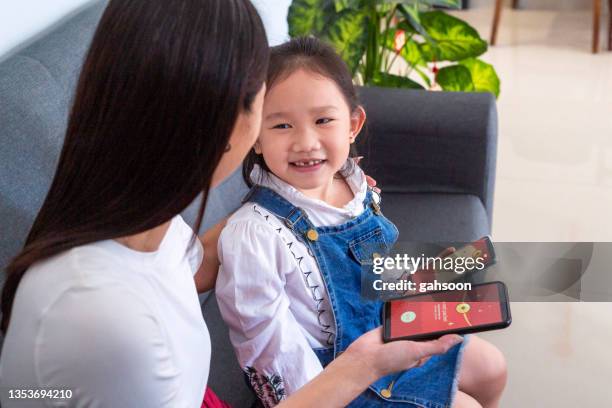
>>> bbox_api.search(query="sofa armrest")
[356,86,498,226]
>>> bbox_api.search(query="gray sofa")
[0,1,497,406]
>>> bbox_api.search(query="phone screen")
[388,282,506,340]
[410,236,496,288]
[443,236,495,272]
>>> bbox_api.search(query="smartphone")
[444,235,496,273]
[383,281,511,342]
[411,236,497,288]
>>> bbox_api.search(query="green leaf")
[396,19,417,35]
[397,4,433,43]
[372,72,425,89]
[459,58,500,97]
[288,0,368,75]
[383,0,461,7]
[382,27,426,67]
[413,65,432,87]
[288,0,335,37]
[422,0,461,8]
[327,10,369,74]
[334,0,362,12]
[335,0,348,12]
[418,11,487,62]
[400,39,427,67]
[436,64,474,92]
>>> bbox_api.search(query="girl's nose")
[292,128,321,152]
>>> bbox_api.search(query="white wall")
[0,0,291,59]
[0,0,98,58]
[252,0,291,46]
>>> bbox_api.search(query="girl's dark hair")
[243,36,360,187]
[1,0,269,332]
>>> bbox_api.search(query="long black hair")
[1,0,269,332]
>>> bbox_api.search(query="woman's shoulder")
[22,244,124,290]
[13,244,156,329]
[28,247,121,286]
[5,249,163,361]
[44,239,152,279]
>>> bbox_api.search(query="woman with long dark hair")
[0,1,461,406]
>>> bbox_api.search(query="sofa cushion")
[381,192,490,243]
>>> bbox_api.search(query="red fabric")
[201,386,232,408]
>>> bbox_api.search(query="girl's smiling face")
[256,69,365,198]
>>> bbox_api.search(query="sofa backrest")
[0,0,497,272]
[356,85,497,223]
[0,1,250,272]
[0,2,106,271]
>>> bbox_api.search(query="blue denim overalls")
[244,185,465,408]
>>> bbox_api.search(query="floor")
[447,1,612,406]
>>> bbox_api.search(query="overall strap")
[363,188,374,206]
[242,185,315,235]
[243,184,379,235]
[363,187,382,216]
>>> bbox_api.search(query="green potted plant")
[288,0,500,97]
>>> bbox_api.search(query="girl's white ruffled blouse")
[215,164,370,400]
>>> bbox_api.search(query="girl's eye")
[272,123,291,129]
[316,118,334,125]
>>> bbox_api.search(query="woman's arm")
[194,217,228,293]
[279,328,463,408]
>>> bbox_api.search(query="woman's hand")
[344,327,462,380]
[194,217,228,293]
[280,327,462,408]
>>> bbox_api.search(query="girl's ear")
[253,140,262,154]
[349,106,366,144]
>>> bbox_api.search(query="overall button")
[381,379,395,398]
[306,229,319,241]
[371,201,382,215]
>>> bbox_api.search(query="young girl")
[216,37,506,408]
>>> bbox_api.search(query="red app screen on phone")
[389,284,503,339]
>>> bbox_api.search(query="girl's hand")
[344,327,463,380]
[194,217,228,293]
[366,175,380,195]
[355,156,381,194]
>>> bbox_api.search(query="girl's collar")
[250,160,367,214]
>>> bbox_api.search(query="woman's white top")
[216,164,369,401]
[0,216,210,408]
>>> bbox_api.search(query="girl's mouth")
[290,159,326,172]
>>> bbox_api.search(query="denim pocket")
[349,227,390,265]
